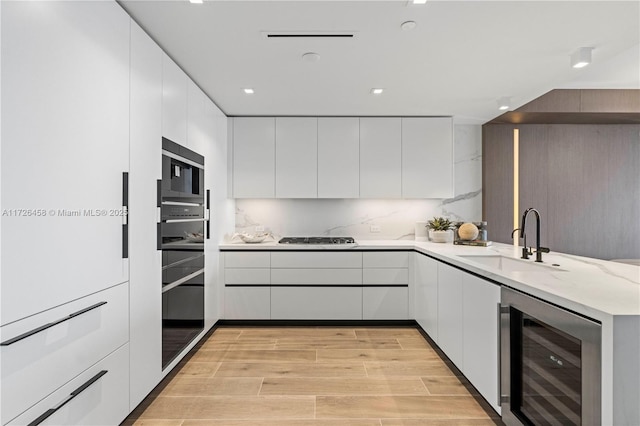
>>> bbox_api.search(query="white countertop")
[220,239,640,319]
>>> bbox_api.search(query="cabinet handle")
[27,370,108,426]
[122,172,129,259]
[157,179,162,251]
[498,303,510,406]
[205,189,211,240]
[0,301,107,346]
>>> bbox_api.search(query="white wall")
[235,124,482,240]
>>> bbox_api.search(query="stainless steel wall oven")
[501,287,601,426]
[160,138,206,369]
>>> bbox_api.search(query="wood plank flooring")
[124,326,503,426]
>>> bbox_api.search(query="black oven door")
[501,287,601,426]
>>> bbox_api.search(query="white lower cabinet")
[224,287,271,320]
[436,263,464,370]
[271,287,363,320]
[363,287,409,320]
[414,254,439,341]
[462,274,501,414]
[0,283,129,425]
[9,343,130,426]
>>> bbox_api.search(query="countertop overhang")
[220,239,640,319]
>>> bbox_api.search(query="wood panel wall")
[483,123,640,260]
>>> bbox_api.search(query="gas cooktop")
[278,237,356,245]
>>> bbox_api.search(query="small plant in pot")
[427,217,454,243]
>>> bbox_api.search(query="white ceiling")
[119,0,640,123]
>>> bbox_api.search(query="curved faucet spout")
[521,208,548,262]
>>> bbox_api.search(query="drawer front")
[363,252,409,268]
[0,283,129,424]
[271,269,362,285]
[9,343,130,426]
[224,252,270,268]
[224,287,271,320]
[363,287,409,320]
[363,268,409,285]
[271,251,362,268]
[225,268,271,285]
[271,287,363,320]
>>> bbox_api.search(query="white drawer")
[225,268,271,285]
[271,251,362,268]
[224,287,271,320]
[224,252,270,268]
[271,287,363,320]
[363,251,409,268]
[0,283,129,424]
[271,269,362,285]
[363,268,409,285]
[363,287,409,320]
[9,343,130,426]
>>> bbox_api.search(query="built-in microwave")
[161,137,204,203]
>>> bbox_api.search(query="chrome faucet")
[517,208,550,262]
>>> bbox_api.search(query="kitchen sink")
[458,255,566,272]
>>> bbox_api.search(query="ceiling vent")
[261,31,357,39]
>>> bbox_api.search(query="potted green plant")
[427,216,454,243]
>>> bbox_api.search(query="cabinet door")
[271,287,362,320]
[414,254,439,342]
[129,21,163,409]
[232,117,276,198]
[462,274,501,413]
[162,54,188,144]
[318,117,360,198]
[363,287,409,320]
[224,287,270,320]
[275,117,317,198]
[187,80,208,155]
[1,1,130,325]
[402,117,454,198]
[360,118,402,198]
[437,263,464,370]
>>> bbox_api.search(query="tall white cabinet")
[161,54,188,145]
[129,22,163,410]
[1,1,131,424]
[232,117,276,198]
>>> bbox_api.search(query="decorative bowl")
[239,233,268,243]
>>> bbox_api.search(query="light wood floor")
[124,326,503,426]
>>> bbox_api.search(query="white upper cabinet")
[1,1,130,325]
[162,54,188,144]
[318,118,360,198]
[275,117,318,198]
[359,118,402,198]
[233,117,276,198]
[402,117,454,198]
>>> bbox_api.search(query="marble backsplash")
[234,124,482,240]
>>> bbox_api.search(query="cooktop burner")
[278,237,355,245]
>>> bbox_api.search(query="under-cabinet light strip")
[513,128,519,247]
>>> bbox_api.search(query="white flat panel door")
[225,252,271,268]
[463,274,501,414]
[363,287,409,320]
[271,269,362,285]
[402,117,454,198]
[1,1,130,325]
[360,118,402,198]
[271,287,362,320]
[232,117,275,198]
[224,287,270,319]
[414,254,439,341]
[187,80,207,155]
[363,252,410,268]
[162,54,187,145]
[129,21,163,409]
[271,251,362,268]
[318,117,359,198]
[275,117,317,198]
[437,263,464,370]
[362,269,409,285]
[225,269,270,285]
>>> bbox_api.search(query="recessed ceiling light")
[302,52,321,63]
[497,97,511,111]
[401,21,417,31]
[243,88,254,94]
[571,47,593,69]
[413,0,427,4]
[371,88,384,95]
[189,0,203,4]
